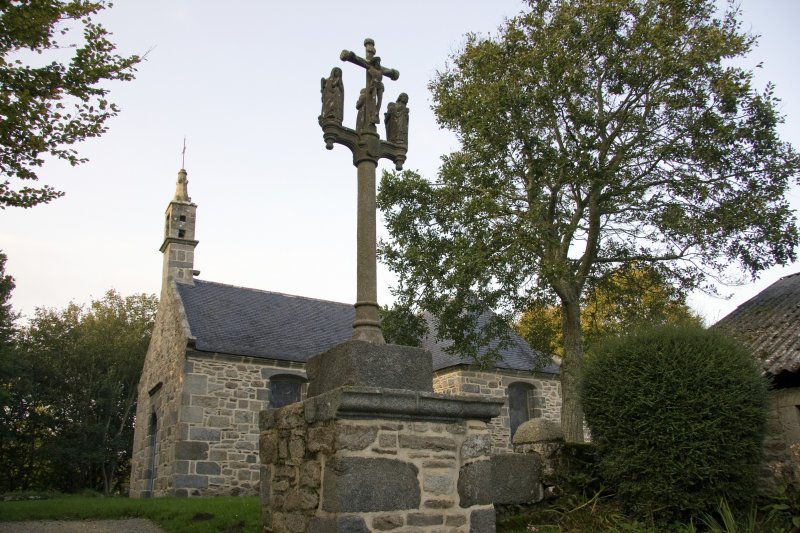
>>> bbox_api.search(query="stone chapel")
[128,169,562,498]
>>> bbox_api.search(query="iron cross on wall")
[318,38,409,344]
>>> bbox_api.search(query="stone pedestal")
[259,385,503,532]
[306,340,433,397]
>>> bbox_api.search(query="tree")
[516,264,703,357]
[1,1,141,208]
[0,251,18,346]
[0,251,31,493]
[378,0,800,441]
[3,290,157,494]
[380,304,428,347]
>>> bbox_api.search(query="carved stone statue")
[367,56,385,125]
[355,88,367,132]
[320,67,344,124]
[384,102,396,142]
[385,93,409,145]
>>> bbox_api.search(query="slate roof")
[175,279,558,374]
[715,272,800,376]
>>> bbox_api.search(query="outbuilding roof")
[175,279,558,374]
[715,272,800,377]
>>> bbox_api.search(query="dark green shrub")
[582,324,769,524]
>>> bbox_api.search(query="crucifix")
[319,38,410,344]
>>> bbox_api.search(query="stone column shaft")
[353,158,384,343]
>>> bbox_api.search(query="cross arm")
[339,50,400,81]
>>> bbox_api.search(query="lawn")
[0,494,262,533]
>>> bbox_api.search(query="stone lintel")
[260,386,504,429]
[306,340,433,397]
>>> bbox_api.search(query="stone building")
[715,272,800,478]
[129,170,561,498]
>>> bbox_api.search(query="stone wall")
[433,368,561,453]
[130,282,192,498]
[173,353,307,496]
[130,281,311,497]
[260,387,503,532]
[763,388,800,484]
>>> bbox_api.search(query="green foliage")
[582,325,769,524]
[516,264,703,357]
[378,0,799,441]
[0,252,18,346]
[699,499,758,533]
[0,290,158,494]
[0,1,141,208]
[0,495,262,533]
[380,304,428,347]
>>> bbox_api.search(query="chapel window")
[508,382,537,442]
[146,412,158,495]
[269,375,307,408]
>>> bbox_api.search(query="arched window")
[508,382,537,441]
[146,412,158,495]
[269,374,307,408]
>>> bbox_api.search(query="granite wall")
[260,387,503,533]
[130,282,192,498]
[433,368,561,453]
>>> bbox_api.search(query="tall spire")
[160,167,199,288]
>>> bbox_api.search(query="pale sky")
[1,0,798,325]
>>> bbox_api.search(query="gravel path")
[0,519,164,532]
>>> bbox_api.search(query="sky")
[1,0,798,325]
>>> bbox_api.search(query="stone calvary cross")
[319,38,409,344]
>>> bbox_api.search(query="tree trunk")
[559,295,586,442]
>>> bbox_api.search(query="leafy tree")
[378,0,799,441]
[1,1,141,208]
[517,264,703,356]
[380,304,428,347]
[4,290,157,494]
[0,251,32,493]
[0,251,18,346]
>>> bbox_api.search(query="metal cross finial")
[181,136,187,169]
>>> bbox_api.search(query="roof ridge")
[192,278,353,307]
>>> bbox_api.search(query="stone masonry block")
[398,434,456,452]
[458,461,493,507]
[335,424,378,451]
[491,453,543,504]
[300,461,321,488]
[189,427,220,442]
[307,425,335,454]
[175,441,208,461]
[372,515,404,530]
[461,434,493,460]
[306,340,433,397]
[183,373,208,395]
[423,473,453,495]
[196,461,221,475]
[470,508,496,533]
[309,516,370,533]
[174,474,209,489]
[407,513,443,526]
[322,457,420,513]
[180,405,204,423]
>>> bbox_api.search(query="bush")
[582,324,769,524]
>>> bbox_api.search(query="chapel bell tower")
[160,168,198,288]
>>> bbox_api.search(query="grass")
[0,494,261,533]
